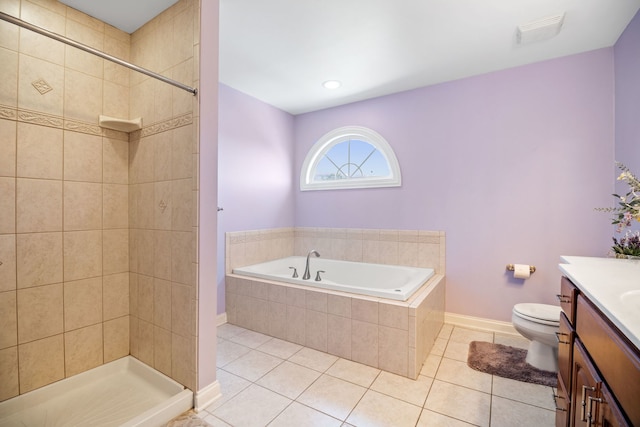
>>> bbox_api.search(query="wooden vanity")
[556,258,640,427]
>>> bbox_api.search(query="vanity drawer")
[558,276,577,324]
[576,295,640,426]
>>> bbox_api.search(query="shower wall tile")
[64,323,103,377]
[0,178,15,233]
[63,182,102,230]
[154,180,172,230]
[154,230,172,280]
[0,347,19,401]
[103,229,128,274]
[103,81,129,119]
[63,70,102,123]
[103,138,128,184]
[0,2,19,49]
[63,230,102,281]
[171,333,195,390]
[154,325,172,376]
[17,283,63,343]
[171,282,193,336]
[171,179,192,231]
[0,119,16,176]
[16,122,63,179]
[0,291,17,349]
[64,131,102,182]
[19,2,65,66]
[64,22,104,78]
[153,278,172,330]
[154,132,172,181]
[103,316,129,363]
[137,319,154,366]
[0,235,16,292]
[137,275,154,323]
[154,77,173,123]
[16,178,62,233]
[171,230,193,285]
[103,184,128,229]
[18,334,64,393]
[0,49,18,107]
[18,54,64,115]
[137,229,154,276]
[103,273,129,321]
[173,125,193,179]
[16,232,62,289]
[63,277,102,331]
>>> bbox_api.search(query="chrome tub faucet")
[303,250,320,280]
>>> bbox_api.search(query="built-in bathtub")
[226,256,445,379]
[232,256,435,301]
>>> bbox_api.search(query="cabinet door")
[571,341,600,427]
[555,374,570,427]
[558,312,574,395]
[559,277,578,324]
[594,382,630,427]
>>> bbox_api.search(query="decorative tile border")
[0,104,193,142]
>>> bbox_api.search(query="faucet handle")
[289,267,298,278]
[315,270,325,281]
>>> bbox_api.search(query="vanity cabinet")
[557,276,639,427]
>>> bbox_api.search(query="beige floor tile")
[216,338,251,368]
[202,414,232,427]
[370,371,432,407]
[442,340,470,362]
[212,384,291,427]
[268,402,342,427]
[256,361,321,399]
[205,369,251,412]
[228,329,273,349]
[326,358,381,387]
[420,354,441,378]
[492,376,555,410]
[217,323,247,340]
[417,409,477,426]
[288,347,338,372]
[494,333,529,349]
[448,327,493,345]
[346,389,422,427]
[297,374,366,421]
[257,338,303,359]
[490,395,555,427]
[424,380,491,427]
[222,350,283,382]
[430,337,448,356]
[435,358,492,393]
[438,324,453,340]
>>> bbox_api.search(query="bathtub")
[0,356,192,427]
[232,256,434,301]
[226,256,445,378]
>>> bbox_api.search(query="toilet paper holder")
[506,264,536,274]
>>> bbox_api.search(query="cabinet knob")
[556,293,571,303]
[581,385,596,421]
[555,331,570,345]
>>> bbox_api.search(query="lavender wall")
[614,11,640,202]
[294,49,615,321]
[217,84,295,312]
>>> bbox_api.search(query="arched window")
[300,126,401,191]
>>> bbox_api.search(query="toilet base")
[525,340,558,372]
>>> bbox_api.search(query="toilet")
[511,303,562,372]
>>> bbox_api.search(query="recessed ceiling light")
[323,80,342,89]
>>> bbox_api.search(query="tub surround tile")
[305,310,327,352]
[286,306,305,345]
[0,347,19,401]
[351,298,378,324]
[103,316,129,363]
[379,325,409,376]
[327,314,351,360]
[17,283,63,344]
[63,277,102,331]
[18,334,64,394]
[0,291,17,349]
[351,320,378,368]
[64,323,103,377]
[267,301,287,340]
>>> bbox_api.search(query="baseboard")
[193,380,221,413]
[445,312,518,336]
[216,312,227,326]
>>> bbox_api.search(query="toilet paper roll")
[513,264,531,279]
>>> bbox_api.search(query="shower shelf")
[99,115,142,132]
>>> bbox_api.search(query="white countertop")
[559,256,640,350]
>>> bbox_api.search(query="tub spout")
[303,250,320,280]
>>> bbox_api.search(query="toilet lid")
[513,303,561,325]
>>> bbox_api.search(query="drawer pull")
[556,293,571,303]
[552,391,567,412]
[587,396,604,427]
[581,385,596,421]
[555,331,570,344]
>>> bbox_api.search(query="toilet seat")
[513,303,561,326]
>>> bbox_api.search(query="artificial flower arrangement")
[596,162,640,258]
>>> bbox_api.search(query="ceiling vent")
[517,13,565,45]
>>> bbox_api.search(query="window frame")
[300,126,402,191]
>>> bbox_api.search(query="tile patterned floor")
[196,323,556,427]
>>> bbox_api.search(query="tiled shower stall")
[0,0,201,401]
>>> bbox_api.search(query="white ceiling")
[60,0,639,115]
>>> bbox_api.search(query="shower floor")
[0,356,193,427]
